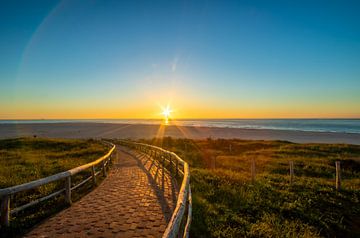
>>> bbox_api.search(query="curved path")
[24,145,178,238]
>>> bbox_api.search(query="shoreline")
[1,119,359,134]
[0,122,359,145]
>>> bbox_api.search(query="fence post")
[336,161,341,191]
[103,160,107,177]
[289,161,294,185]
[65,176,72,205]
[0,195,10,227]
[169,154,172,174]
[92,165,97,185]
[110,151,114,164]
[176,158,179,178]
[211,156,216,170]
[162,153,165,170]
[162,153,166,186]
[251,159,256,183]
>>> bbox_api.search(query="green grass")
[139,137,360,238]
[2,137,359,237]
[0,137,109,237]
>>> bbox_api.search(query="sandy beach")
[0,123,359,144]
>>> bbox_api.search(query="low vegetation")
[0,137,109,237]
[1,137,359,237]
[140,137,360,238]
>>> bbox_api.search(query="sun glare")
[161,105,172,124]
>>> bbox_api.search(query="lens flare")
[161,106,172,124]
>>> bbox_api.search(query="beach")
[1,123,359,144]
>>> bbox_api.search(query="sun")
[161,105,172,124]
[162,107,171,117]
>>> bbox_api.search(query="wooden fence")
[0,141,116,227]
[117,140,192,238]
[249,159,344,190]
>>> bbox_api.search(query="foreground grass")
[140,137,360,238]
[0,137,109,237]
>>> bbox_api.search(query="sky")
[0,0,359,119]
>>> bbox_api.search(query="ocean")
[1,119,359,134]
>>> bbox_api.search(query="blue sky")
[0,0,359,119]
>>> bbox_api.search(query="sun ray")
[161,104,172,124]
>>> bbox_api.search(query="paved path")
[24,146,178,238]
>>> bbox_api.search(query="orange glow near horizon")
[1,110,360,120]
[1,98,360,119]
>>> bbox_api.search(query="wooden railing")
[0,141,116,227]
[117,140,192,238]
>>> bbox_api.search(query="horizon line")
[1,117,360,120]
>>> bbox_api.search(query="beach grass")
[1,137,359,237]
[140,137,360,238]
[0,137,109,236]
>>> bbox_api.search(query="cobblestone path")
[24,145,178,238]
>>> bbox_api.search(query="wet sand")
[0,123,359,144]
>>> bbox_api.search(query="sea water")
[1,119,359,134]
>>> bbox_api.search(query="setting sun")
[161,105,172,123]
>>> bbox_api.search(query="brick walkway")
[24,145,178,238]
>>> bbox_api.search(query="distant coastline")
[0,119,359,134]
[1,122,360,145]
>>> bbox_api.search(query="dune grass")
[2,137,359,237]
[140,137,360,238]
[0,137,109,237]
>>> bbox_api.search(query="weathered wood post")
[289,161,294,185]
[91,165,97,185]
[251,158,256,183]
[336,161,341,191]
[162,153,165,172]
[176,158,179,178]
[102,160,107,177]
[110,151,114,164]
[110,148,115,164]
[0,195,10,227]
[211,156,216,170]
[169,154,172,174]
[162,152,165,191]
[65,176,72,205]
